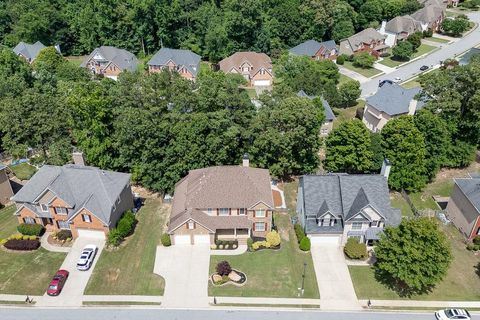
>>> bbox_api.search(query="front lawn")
[9,163,37,180]
[401,79,421,89]
[0,205,18,239]
[379,44,437,68]
[349,224,480,301]
[209,213,319,298]
[338,73,353,86]
[342,61,382,78]
[85,198,166,295]
[0,248,66,295]
[425,37,450,44]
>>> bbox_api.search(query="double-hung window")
[40,204,48,212]
[55,207,67,215]
[352,222,362,230]
[219,208,229,216]
[24,217,35,224]
[255,209,266,218]
[82,214,92,223]
[238,208,246,216]
[255,222,266,231]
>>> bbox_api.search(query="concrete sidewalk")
[212,296,320,306]
[83,295,162,303]
[210,245,247,256]
[360,299,480,308]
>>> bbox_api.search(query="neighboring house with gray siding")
[81,46,138,80]
[289,40,338,60]
[362,82,424,132]
[297,90,336,136]
[296,168,401,245]
[446,174,480,240]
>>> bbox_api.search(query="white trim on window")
[254,222,266,231]
[40,204,48,212]
[187,221,195,230]
[255,209,265,218]
[24,217,35,224]
[238,208,246,216]
[82,214,92,223]
[352,222,362,230]
[219,208,229,216]
[207,208,213,215]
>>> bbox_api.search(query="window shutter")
[253,223,256,231]
[253,210,256,218]
[229,209,231,216]
[193,222,196,229]
[265,222,268,231]
[265,210,268,218]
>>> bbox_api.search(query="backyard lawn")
[332,100,365,129]
[389,192,413,218]
[280,180,299,217]
[342,61,382,78]
[379,44,437,68]
[85,198,166,295]
[0,205,66,295]
[349,223,480,301]
[209,213,319,298]
[65,55,86,66]
[9,163,37,180]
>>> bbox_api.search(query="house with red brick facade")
[148,48,201,81]
[219,51,273,87]
[81,46,138,81]
[11,164,133,239]
[289,40,338,60]
[339,28,388,58]
[168,157,274,245]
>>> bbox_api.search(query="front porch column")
[248,228,251,237]
[234,228,237,238]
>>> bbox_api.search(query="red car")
[46,270,69,296]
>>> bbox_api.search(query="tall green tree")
[375,217,452,296]
[324,119,374,173]
[381,116,427,192]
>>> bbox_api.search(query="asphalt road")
[1,308,479,320]
[360,11,480,97]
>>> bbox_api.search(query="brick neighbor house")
[289,40,338,60]
[168,157,274,245]
[12,162,134,239]
[80,46,138,80]
[446,174,480,240]
[148,48,201,81]
[219,51,273,87]
[339,28,388,58]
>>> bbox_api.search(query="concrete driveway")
[154,244,210,308]
[36,236,105,307]
[311,243,361,310]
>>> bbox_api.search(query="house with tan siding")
[219,52,273,87]
[11,162,133,239]
[446,174,480,240]
[168,157,274,245]
[296,166,401,246]
[81,46,138,80]
[148,48,201,81]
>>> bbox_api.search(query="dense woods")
[0,0,421,61]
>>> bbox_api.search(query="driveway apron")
[154,244,210,308]
[36,236,105,307]
[311,243,361,310]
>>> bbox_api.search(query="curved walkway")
[210,245,247,256]
[40,233,71,253]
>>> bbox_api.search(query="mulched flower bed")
[210,269,247,287]
[47,234,73,247]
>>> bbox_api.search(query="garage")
[76,228,106,239]
[174,234,191,245]
[193,234,210,244]
[308,235,341,245]
[253,80,271,87]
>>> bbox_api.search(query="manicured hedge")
[4,239,40,251]
[344,238,368,259]
[17,223,45,236]
[294,223,305,243]
[299,236,311,251]
[107,211,137,246]
[161,233,171,247]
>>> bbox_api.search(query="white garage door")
[193,234,210,244]
[174,235,191,245]
[309,235,341,245]
[76,229,106,239]
[254,80,271,86]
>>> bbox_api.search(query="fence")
[400,189,442,218]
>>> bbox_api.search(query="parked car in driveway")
[435,309,471,320]
[46,269,69,296]
[393,77,401,83]
[76,244,98,271]
[379,79,393,87]
[420,65,429,71]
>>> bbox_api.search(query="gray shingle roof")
[385,15,422,34]
[366,82,423,116]
[13,41,46,61]
[299,174,401,229]
[148,48,201,77]
[289,40,337,56]
[12,165,131,226]
[411,5,445,25]
[297,90,336,121]
[80,46,138,72]
[344,28,386,51]
[454,177,480,214]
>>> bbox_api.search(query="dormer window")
[40,204,48,212]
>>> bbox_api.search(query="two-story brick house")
[80,46,138,80]
[296,166,401,246]
[148,48,201,81]
[168,157,274,245]
[289,40,338,60]
[339,28,388,58]
[219,51,273,87]
[11,163,134,239]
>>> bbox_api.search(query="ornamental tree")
[374,217,452,296]
[392,40,414,61]
[216,261,232,276]
[353,52,375,68]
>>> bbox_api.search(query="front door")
[41,218,53,226]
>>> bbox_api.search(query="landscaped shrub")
[216,261,232,276]
[117,211,136,237]
[161,233,171,246]
[299,236,311,251]
[28,235,37,241]
[336,55,345,65]
[10,234,23,240]
[473,236,480,245]
[251,240,271,251]
[247,238,253,250]
[294,223,305,243]
[344,238,368,259]
[56,230,72,241]
[266,230,281,247]
[17,223,45,236]
[4,239,40,251]
[107,229,122,246]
